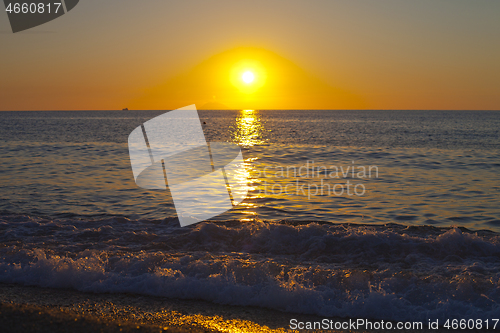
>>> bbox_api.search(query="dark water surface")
[1,110,499,230]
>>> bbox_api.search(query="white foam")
[1,215,500,322]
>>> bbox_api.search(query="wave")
[1,214,500,322]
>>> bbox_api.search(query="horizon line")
[1,109,500,112]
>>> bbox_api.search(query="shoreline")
[0,283,302,332]
[0,283,459,332]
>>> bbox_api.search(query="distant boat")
[122,108,129,111]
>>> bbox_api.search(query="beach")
[2,0,500,329]
[0,283,313,332]
[0,283,463,333]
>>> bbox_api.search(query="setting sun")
[229,56,268,97]
[242,71,255,84]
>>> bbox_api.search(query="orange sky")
[0,0,499,110]
[130,47,364,110]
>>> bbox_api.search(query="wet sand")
[0,283,300,332]
[0,283,464,332]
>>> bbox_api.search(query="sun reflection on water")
[230,151,260,220]
[232,110,266,147]
[229,110,267,220]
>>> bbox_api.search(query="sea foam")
[1,214,500,322]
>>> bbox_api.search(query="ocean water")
[1,110,500,322]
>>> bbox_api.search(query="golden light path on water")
[232,110,266,147]
[231,110,265,221]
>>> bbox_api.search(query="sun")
[230,59,266,94]
[242,71,255,84]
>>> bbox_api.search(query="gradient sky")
[1,0,499,110]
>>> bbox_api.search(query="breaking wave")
[1,214,500,322]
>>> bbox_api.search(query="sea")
[1,110,500,322]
